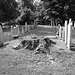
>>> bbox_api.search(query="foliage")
[0,0,35,24]
[0,0,18,22]
[0,0,75,25]
[15,0,36,24]
[42,0,75,21]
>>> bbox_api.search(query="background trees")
[41,0,75,25]
[0,0,75,25]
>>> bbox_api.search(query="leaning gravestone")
[13,26,19,38]
[0,25,4,47]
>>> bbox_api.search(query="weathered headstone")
[25,22,27,32]
[16,25,20,36]
[62,28,65,41]
[65,20,68,44]
[67,19,72,50]
[33,25,35,29]
[0,25,4,47]
[22,27,24,34]
[11,25,13,35]
[3,33,10,42]
[10,26,14,40]
[13,27,18,37]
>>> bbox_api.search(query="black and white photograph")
[0,0,75,75]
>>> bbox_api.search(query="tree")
[0,0,18,22]
[15,0,36,24]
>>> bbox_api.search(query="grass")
[0,25,75,75]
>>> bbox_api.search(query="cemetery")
[0,0,75,75]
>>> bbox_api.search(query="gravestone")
[16,25,20,36]
[3,33,10,42]
[13,26,18,37]
[25,22,27,32]
[74,21,75,28]
[9,26,13,40]
[67,19,72,50]
[22,27,24,34]
[65,20,68,44]
[11,26,13,36]
[0,25,4,47]
[32,25,34,29]
[62,28,65,41]
[59,25,62,39]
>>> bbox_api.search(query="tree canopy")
[0,0,75,25]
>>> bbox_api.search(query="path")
[22,26,56,37]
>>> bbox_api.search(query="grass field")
[0,25,75,75]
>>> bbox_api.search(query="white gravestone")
[62,28,65,41]
[11,26,13,36]
[0,25,3,46]
[9,26,13,40]
[74,21,75,28]
[16,25,20,36]
[67,19,72,50]
[59,25,62,39]
[65,21,68,44]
